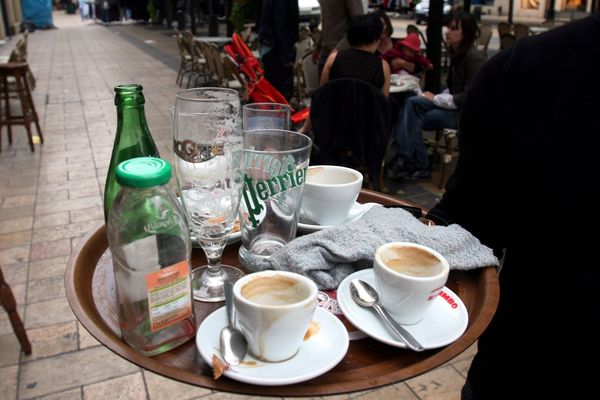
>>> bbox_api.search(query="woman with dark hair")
[388,12,485,182]
[320,13,391,96]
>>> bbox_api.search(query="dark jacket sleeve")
[452,48,486,109]
[272,0,299,63]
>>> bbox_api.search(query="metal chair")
[513,23,531,40]
[477,24,493,56]
[500,33,517,51]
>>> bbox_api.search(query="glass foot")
[191,264,245,302]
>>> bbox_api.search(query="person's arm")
[391,57,416,73]
[451,49,486,108]
[382,59,391,97]
[320,50,338,86]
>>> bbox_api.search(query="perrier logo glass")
[242,151,307,228]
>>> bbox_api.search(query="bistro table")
[65,189,499,396]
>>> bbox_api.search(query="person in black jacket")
[427,14,600,400]
[258,0,299,101]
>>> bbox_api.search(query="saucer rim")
[298,202,374,232]
[337,269,468,350]
[196,306,349,386]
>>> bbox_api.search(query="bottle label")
[145,260,193,333]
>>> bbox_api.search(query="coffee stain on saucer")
[303,320,320,341]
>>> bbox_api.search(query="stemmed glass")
[172,88,245,302]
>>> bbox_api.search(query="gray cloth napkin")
[253,206,499,290]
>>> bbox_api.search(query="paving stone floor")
[0,11,475,400]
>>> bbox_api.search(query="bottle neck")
[116,105,149,137]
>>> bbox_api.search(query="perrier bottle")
[104,84,160,223]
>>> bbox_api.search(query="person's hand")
[422,91,435,101]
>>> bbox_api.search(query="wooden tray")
[65,189,499,396]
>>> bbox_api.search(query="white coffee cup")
[233,270,318,362]
[301,165,363,226]
[373,242,449,325]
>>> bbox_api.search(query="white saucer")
[298,202,380,233]
[337,269,468,350]
[196,307,349,386]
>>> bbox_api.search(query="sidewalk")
[0,10,471,400]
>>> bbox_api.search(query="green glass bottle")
[104,84,160,223]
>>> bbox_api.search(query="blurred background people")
[388,12,485,182]
[258,0,299,101]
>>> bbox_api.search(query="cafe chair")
[513,23,531,40]
[0,265,32,354]
[500,33,517,51]
[309,78,391,191]
[477,24,493,56]
[0,62,43,152]
[497,21,512,37]
[430,128,459,189]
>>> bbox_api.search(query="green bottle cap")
[115,157,171,188]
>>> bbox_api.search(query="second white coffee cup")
[233,270,318,362]
[373,242,449,325]
[301,165,363,226]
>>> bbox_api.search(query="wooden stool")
[0,62,43,152]
[0,265,32,354]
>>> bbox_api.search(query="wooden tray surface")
[65,189,499,396]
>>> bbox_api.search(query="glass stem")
[205,251,224,276]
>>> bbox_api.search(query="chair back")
[406,24,427,47]
[310,78,391,189]
[497,22,512,37]
[513,23,530,39]
[301,53,320,97]
[500,33,517,50]
[477,24,493,56]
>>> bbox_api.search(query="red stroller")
[224,33,309,126]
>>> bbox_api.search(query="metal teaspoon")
[350,279,425,352]
[219,282,248,365]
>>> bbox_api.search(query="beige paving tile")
[25,296,76,330]
[0,206,34,222]
[30,238,71,262]
[33,211,70,229]
[32,220,99,244]
[405,365,464,400]
[77,322,101,350]
[0,216,33,234]
[37,388,82,400]
[0,230,32,250]
[144,370,211,400]
[351,383,418,399]
[70,205,104,223]
[0,245,29,265]
[28,256,68,281]
[18,346,140,399]
[1,194,36,208]
[0,262,28,284]
[0,365,18,400]
[0,305,25,336]
[83,372,146,400]
[35,196,102,216]
[0,334,21,368]
[24,322,79,361]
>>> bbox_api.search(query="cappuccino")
[380,245,444,277]
[241,275,309,306]
[306,167,359,185]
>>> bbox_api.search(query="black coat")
[428,14,600,399]
[258,0,299,64]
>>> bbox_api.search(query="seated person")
[388,11,486,182]
[299,13,390,134]
[382,33,433,76]
[321,13,391,97]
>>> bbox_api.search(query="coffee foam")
[306,167,359,185]
[379,245,444,277]
[241,275,309,305]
